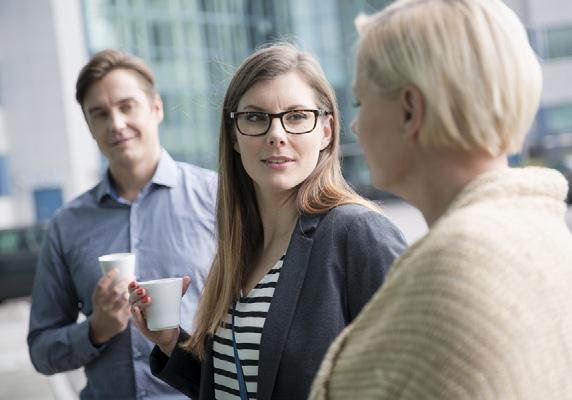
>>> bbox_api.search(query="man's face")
[82,68,163,171]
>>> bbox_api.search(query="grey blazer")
[149,204,407,399]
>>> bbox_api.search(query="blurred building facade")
[508,0,572,197]
[0,0,571,229]
[80,0,391,190]
[0,0,100,229]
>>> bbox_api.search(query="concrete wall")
[0,0,100,228]
[505,0,572,109]
[528,0,572,26]
[543,60,572,105]
[0,109,14,228]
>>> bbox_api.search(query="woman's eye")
[245,113,266,122]
[287,112,309,121]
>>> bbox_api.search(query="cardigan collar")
[445,166,568,218]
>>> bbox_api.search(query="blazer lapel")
[256,213,322,400]
[202,336,216,400]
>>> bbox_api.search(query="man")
[28,49,217,399]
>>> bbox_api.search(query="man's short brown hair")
[75,49,156,108]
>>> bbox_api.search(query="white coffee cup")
[138,277,183,331]
[98,253,136,289]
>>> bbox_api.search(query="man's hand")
[89,269,131,346]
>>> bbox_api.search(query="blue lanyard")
[231,302,249,400]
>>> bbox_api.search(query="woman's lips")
[262,156,294,168]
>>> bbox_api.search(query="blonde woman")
[311,0,572,398]
[129,43,406,399]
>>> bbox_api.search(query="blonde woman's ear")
[400,85,424,142]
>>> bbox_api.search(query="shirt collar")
[95,148,178,203]
[151,148,179,188]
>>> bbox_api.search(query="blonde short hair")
[355,0,542,156]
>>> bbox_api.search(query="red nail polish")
[136,288,143,295]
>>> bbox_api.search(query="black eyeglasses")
[228,109,332,136]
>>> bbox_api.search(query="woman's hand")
[128,276,191,357]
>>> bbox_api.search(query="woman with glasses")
[128,43,406,399]
[310,0,572,398]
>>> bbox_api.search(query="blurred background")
[0,0,571,398]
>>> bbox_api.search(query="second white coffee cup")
[138,277,183,331]
[98,253,136,288]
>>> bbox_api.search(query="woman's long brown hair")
[183,43,379,359]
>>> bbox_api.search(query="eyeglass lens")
[236,110,317,135]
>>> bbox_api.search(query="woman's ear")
[400,85,424,142]
[320,114,334,150]
[233,136,240,153]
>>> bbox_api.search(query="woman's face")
[233,71,332,199]
[352,65,412,193]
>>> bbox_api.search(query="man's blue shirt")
[28,149,217,399]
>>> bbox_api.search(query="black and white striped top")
[212,256,284,400]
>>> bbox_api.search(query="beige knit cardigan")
[311,167,572,399]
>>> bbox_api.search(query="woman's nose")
[266,117,287,145]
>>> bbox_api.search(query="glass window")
[545,103,572,133]
[161,92,185,128]
[0,66,3,105]
[80,0,405,175]
[545,26,572,59]
[126,20,145,54]
[150,21,175,62]
[33,187,63,223]
[0,230,21,253]
[0,155,10,196]
[0,226,46,254]
[145,0,170,9]
[200,0,214,12]
[179,0,199,12]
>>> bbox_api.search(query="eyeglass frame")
[228,109,332,137]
